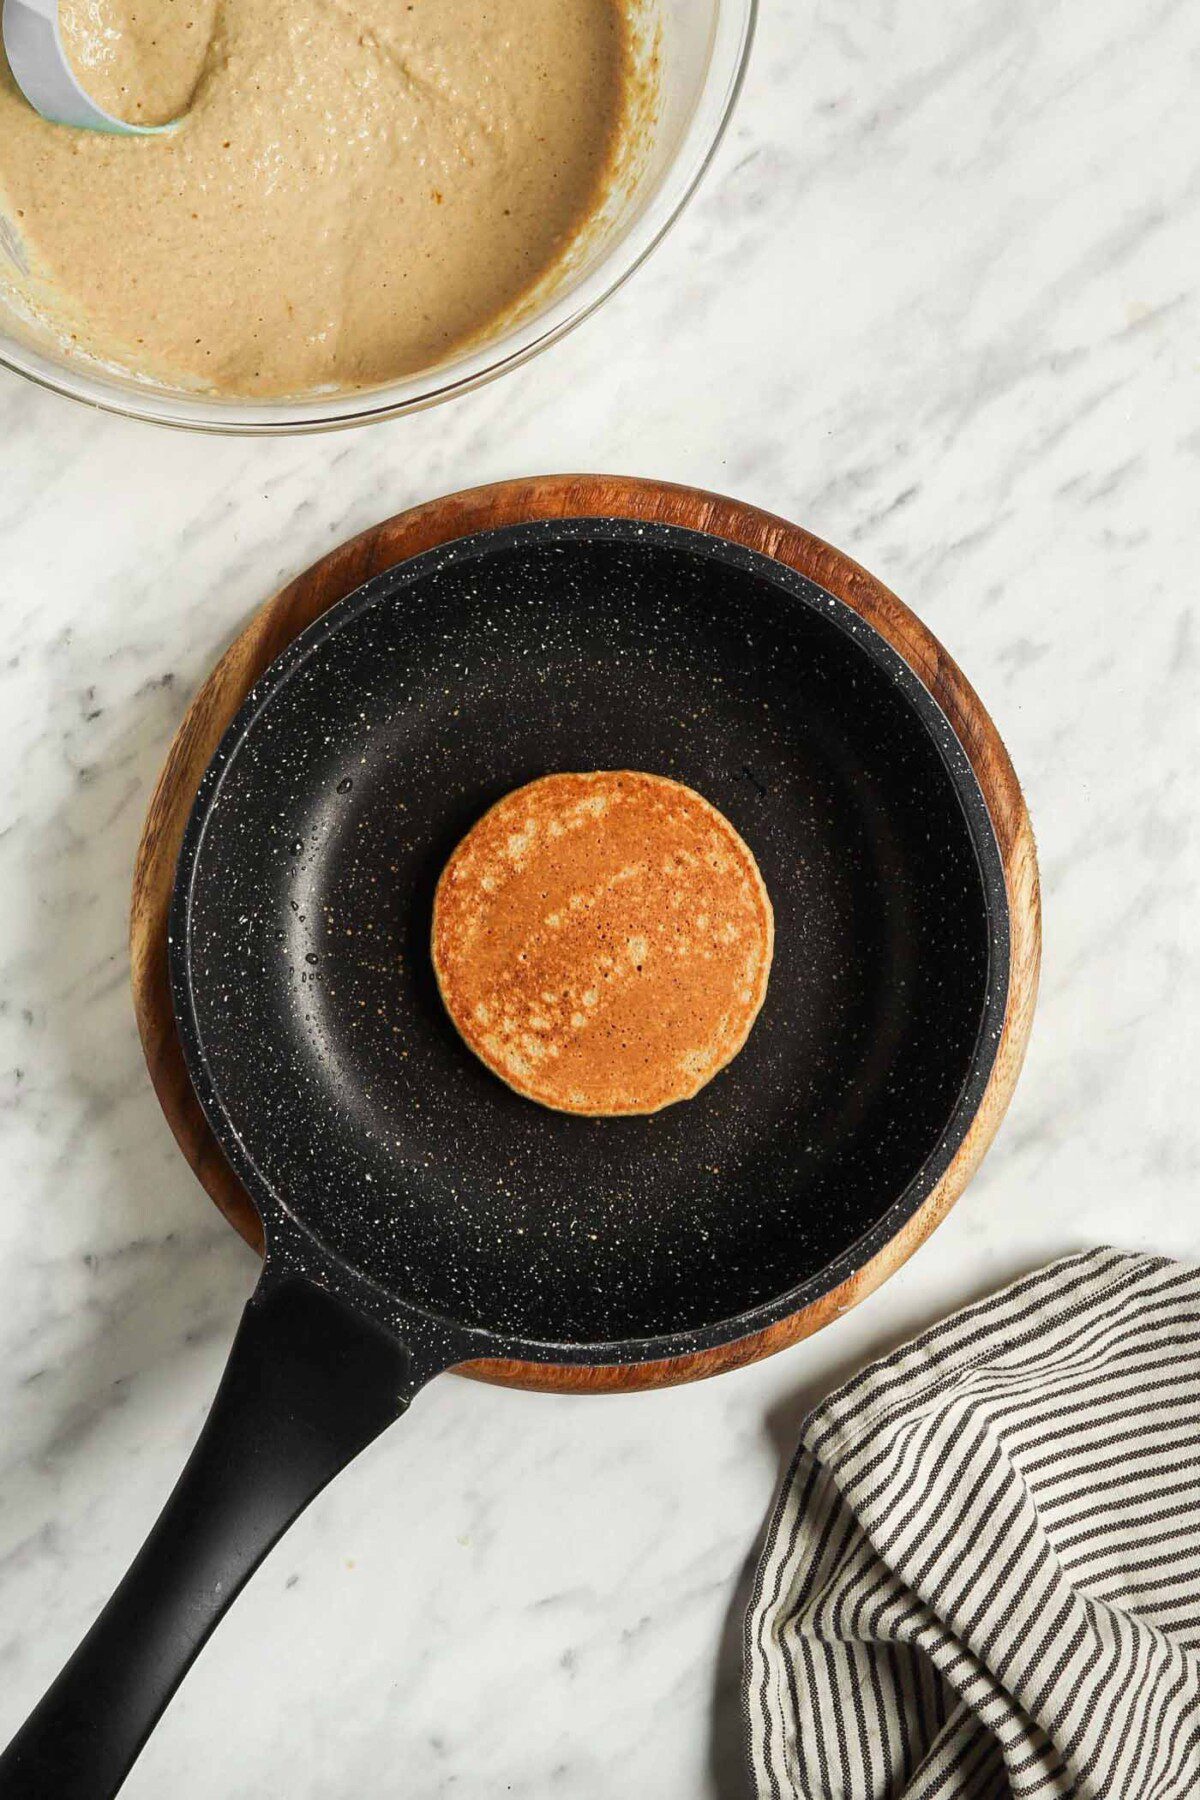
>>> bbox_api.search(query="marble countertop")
[1,0,1197,1793]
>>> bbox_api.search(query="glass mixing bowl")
[0,0,754,433]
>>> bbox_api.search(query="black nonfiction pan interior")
[0,520,1009,1797]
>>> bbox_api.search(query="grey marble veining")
[1,0,1198,1793]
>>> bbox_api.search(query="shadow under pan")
[179,521,1005,1350]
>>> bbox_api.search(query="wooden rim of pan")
[130,474,1041,1394]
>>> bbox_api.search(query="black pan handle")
[0,1272,425,1799]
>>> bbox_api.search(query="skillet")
[0,512,1022,1796]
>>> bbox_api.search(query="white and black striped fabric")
[745,1249,1200,1799]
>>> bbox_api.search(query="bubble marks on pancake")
[431,770,774,1116]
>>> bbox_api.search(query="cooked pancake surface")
[432,771,774,1115]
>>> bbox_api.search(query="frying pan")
[1,506,1029,1796]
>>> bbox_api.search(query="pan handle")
[0,1272,425,1799]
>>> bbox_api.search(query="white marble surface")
[1,0,1198,1793]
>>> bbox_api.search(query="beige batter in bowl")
[0,0,754,431]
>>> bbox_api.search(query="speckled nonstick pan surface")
[2,482,1038,1796]
[177,516,1009,1361]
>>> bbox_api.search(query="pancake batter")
[0,0,636,394]
[432,771,775,1116]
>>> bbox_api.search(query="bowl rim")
[0,0,758,433]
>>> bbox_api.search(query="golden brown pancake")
[431,771,774,1115]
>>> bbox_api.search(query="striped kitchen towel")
[745,1248,1200,1799]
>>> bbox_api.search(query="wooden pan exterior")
[130,476,1041,1393]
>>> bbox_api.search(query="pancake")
[431,771,774,1116]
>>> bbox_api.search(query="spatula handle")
[0,1274,416,1799]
